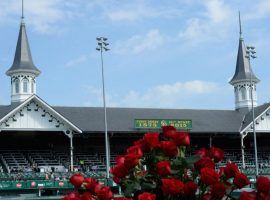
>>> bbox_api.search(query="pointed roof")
[229,38,260,84]
[6,21,41,76]
[229,12,259,85]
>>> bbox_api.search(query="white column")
[70,132,74,172]
[241,134,246,169]
[209,136,212,148]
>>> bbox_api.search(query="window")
[249,88,252,99]
[240,87,246,100]
[235,87,239,100]
[15,79,19,93]
[23,79,28,93]
[31,81,34,93]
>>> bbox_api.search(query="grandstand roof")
[2,98,270,134]
[53,106,245,134]
[0,103,21,119]
[241,103,270,133]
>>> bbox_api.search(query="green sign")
[134,119,192,129]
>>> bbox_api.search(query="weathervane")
[239,11,242,38]
[21,0,24,20]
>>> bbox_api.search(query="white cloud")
[114,29,164,54]
[106,4,181,22]
[117,81,218,108]
[83,80,220,108]
[203,0,229,23]
[246,0,270,20]
[65,55,88,68]
[178,0,232,45]
[0,0,77,34]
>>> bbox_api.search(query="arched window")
[15,79,19,93]
[249,87,252,99]
[240,87,246,100]
[235,87,239,101]
[23,79,28,93]
[31,81,34,93]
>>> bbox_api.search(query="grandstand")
[1,2,270,199]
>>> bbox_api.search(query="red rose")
[96,186,113,200]
[127,145,143,158]
[260,194,270,200]
[84,178,98,193]
[115,155,125,165]
[194,157,215,171]
[172,132,190,146]
[138,192,156,200]
[256,176,270,194]
[239,191,256,200]
[124,153,140,169]
[162,125,176,138]
[143,132,160,150]
[112,176,121,184]
[200,167,219,185]
[159,141,178,157]
[110,163,128,179]
[233,173,250,189]
[63,192,80,200]
[114,197,133,200]
[211,183,226,199]
[156,161,171,176]
[184,181,197,196]
[134,139,148,152]
[202,193,211,200]
[161,178,184,196]
[69,173,84,188]
[224,162,239,178]
[80,192,94,200]
[196,148,208,158]
[209,147,224,162]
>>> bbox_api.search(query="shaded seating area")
[0,150,31,173]
[27,150,61,167]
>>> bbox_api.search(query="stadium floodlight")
[96,37,111,181]
[246,45,259,177]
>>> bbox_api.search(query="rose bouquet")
[63,125,270,200]
[110,125,250,199]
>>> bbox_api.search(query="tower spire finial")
[238,11,242,39]
[21,0,24,21]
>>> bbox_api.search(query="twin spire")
[229,12,259,85]
[6,0,40,76]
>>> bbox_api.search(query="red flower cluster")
[193,146,251,199]
[65,174,143,200]
[63,174,114,200]
[239,176,270,200]
[66,126,264,200]
[161,178,184,196]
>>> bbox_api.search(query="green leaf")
[186,155,201,167]
[141,182,157,190]
[123,181,141,197]
[172,157,187,168]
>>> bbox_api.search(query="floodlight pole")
[96,37,110,180]
[246,46,259,176]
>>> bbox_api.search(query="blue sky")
[0,0,270,110]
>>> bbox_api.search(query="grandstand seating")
[1,146,270,181]
[27,150,61,166]
[0,149,119,176]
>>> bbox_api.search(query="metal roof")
[51,106,245,133]
[0,104,22,119]
[6,22,40,76]
[229,38,259,84]
[241,103,270,132]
